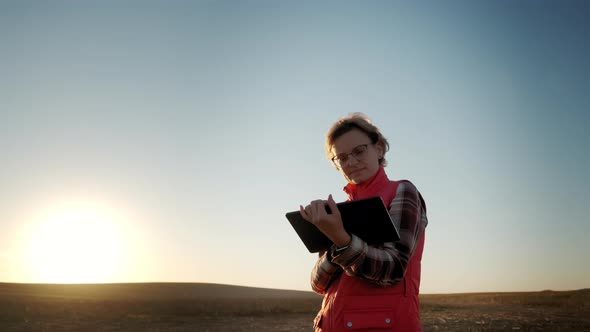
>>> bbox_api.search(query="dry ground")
[420,291,590,332]
[0,283,588,332]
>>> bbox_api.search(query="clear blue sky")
[1,0,588,293]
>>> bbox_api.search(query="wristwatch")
[334,244,350,253]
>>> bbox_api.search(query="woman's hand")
[300,194,352,247]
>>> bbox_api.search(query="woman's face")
[331,128,383,184]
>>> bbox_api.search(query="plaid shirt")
[310,180,428,294]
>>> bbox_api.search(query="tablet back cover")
[286,196,400,253]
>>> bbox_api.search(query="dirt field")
[420,292,590,332]
[0,283,588,331]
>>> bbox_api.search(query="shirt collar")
[343,166,390,200]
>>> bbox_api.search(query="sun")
[23,202,128,283]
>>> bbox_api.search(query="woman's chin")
[347,173,367,184]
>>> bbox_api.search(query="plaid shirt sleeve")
[310,250,343,294]
[330,180,428,287]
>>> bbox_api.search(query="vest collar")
[343,167,390,200]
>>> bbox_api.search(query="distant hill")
[1,282,588,304]
[420,288,590,306]
[0,282,321,301]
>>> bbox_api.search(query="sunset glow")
[22,203,128,283]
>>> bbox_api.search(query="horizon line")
[1,281,587,295]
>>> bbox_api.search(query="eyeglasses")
[331,144,370,167]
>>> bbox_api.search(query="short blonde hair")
[325,113,390,167]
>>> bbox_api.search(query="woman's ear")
[375,141,385,159]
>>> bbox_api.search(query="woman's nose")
[344,156,359,167]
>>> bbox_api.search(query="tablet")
[286,196,400,253]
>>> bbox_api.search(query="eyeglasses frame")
[330,143,372,168]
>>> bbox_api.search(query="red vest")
[315,167,425,332]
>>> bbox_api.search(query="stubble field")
[0,283,588,332]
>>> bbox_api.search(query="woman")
[300,113,428,332]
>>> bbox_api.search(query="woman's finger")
[305,204,313,219]
[299,205,310,221]
[327,194,339,216]
[311,200,325,219]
